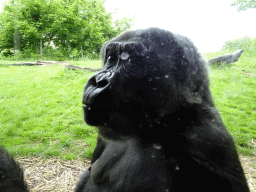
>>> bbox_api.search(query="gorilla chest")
[89,140,171,192]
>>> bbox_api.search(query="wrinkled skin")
[0,147,29,192]
[75,28,249,192]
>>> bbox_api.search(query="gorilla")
[76,27,250,192]
[0,147,29,192]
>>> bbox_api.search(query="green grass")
[207,50,256,155]
[0,51,255,159]
[0,64,99,159]
[0,59,37,64]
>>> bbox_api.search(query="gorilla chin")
[82,104,104,126]
[83,104,136,136]
[82,104,120,126]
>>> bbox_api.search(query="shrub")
[222,36,256,52]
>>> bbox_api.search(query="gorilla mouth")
[83,104,99,125]
[82,104,91,111]
[82,104,139,129]
[82,104,112,126]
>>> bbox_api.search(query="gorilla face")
[82,28,209,138]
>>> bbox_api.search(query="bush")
[222,36,256,52]
[0,45,101,61]
[1,49,14,57]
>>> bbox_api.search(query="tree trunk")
[81,45,83,60]
[40,39,43,60]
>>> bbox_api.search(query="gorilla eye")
[107,53,118,62]
[108,56,115,61]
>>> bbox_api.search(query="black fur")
[0,147,28,192]
[76,28,249,192]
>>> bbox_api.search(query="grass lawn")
[0,51,255,159]
[206,50,256,154]
[0,63,100,159]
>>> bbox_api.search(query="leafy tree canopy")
[0,0,134,59]
[231,0,256,11]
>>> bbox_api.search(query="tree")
[112,16,135,37]
[231,0,256,11]
[0,0,134,59]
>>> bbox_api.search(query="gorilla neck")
[99,103,212,141]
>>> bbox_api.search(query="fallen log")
[1,60,67,66]
[207,49,244,65]
[4,62,42,66]
[65,65,84,70]
[65,64,102,72]
[37,60,68,65]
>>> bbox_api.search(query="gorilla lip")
[82,104,89,110]
[82,104,104,111]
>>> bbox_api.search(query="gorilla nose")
[96,78,109,88]
[82,72,112,106]
[95,72,111,88]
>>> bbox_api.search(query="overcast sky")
[105,0,256,53]
[1,0,256,53]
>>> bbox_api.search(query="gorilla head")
[83,28,211,139]
[79,28,249,192]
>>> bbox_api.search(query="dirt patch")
[240,155,256,191]
[16,155,256,192]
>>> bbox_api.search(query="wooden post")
[40,38,43,60]
[81,45,83,60]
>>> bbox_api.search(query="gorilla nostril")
[97,79,109,88]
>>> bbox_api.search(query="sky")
[0,0,256,53]
[105,0,256,53]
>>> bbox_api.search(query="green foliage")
[112,16,135,37]
[1,49,14,57]
[231,0,256,11]
[221,36,256,52]
[0,0,134,60]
